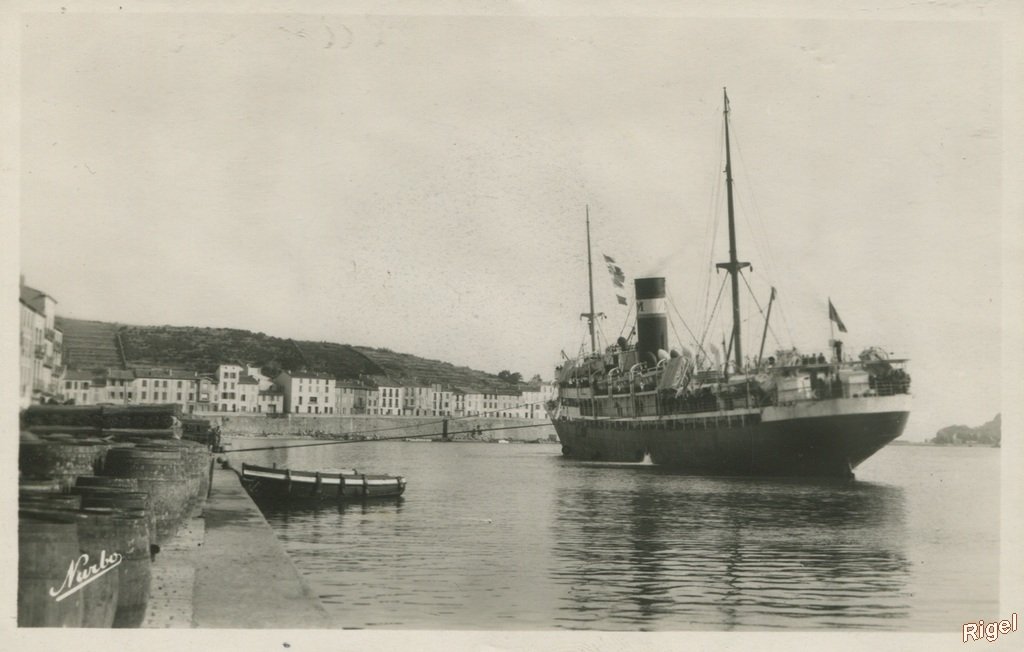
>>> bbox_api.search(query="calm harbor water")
[225,437,999,630]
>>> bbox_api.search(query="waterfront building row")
[18,278,555,418]
[61,365,556,419]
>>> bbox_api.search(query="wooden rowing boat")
[239,463,406,500]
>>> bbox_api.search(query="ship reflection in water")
[550,467,909,630]
[230,439,993,631]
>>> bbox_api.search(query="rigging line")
[696,274,729,367]
[667,295,711,362]
[740,271,765,316]
[698,118,726,328]
[595,317,609,353]
[224,421,556,454]
[665,295,701,349]
[738,270,778,356]
[617,300,634,339]
[737,270,781,348]
[731,123,782,285]
[726,125,795,351]
[774,297,796,348]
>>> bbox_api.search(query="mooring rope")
[223,421,556,454]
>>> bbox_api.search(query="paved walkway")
[144,467,331,628]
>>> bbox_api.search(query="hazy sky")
[11,3,1014,439]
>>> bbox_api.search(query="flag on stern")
[603,254,628,305]
[828,299,848,333]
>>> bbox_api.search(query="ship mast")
[583,206,598,355]
[715,88,750,372]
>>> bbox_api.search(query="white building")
[335,380,373,415]
[246,364,275,391]
[518,382,557,419]
[19,280,64,407]
[274,370,337,414]
[215,363,245,412]
[236,374,260,412]
[130,367,198,412]
[62,369,97,406]
[463,390,485,416]
[376,382,404,415]
[258,387,285,414]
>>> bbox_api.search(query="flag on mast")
[828,299,848,333]
[603,254,625,288]
[604,254,628,305]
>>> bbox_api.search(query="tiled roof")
[131,367,197,380]
[20,284,53,306]
[283,370,335,380]
[19,298,44,316]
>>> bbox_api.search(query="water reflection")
[253,496,405,519]
[550,469,910,630]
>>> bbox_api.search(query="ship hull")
[552,397,910,478]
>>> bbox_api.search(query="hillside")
[931,414,1001,446]
[55,317,125,370]
[59,318,518,391]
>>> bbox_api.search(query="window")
[142,380,147,387]
[142,391,147,399]
[177,393,182,401]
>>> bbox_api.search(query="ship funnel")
[635,277,668,367]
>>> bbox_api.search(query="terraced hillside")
[56,317,125,371]
[63,320,514,389]
[355,347,515,391]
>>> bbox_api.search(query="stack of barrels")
[180,416,222,451]
[18,404,214,628]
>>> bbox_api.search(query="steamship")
[550,90,911,478]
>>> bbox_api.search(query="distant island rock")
[930,414,1000,447]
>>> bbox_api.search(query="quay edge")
[150,466,332,628]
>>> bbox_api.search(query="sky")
[8,2,1019,441]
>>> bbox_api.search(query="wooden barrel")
[101,405,179,430]
[178,441,211,511]
[20,492,83,510]
[130,440,208,515]
[103,428,181,440]
[102,448,189,543]
[18,509,85,627]
[18,478,63,494]
[74,486,156,549]
[22,405,103,430]
[75,475,140,491]
[75,508,122,628]
[20,440,110,490]
[26,425,103,436]
[109,509,151,628]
